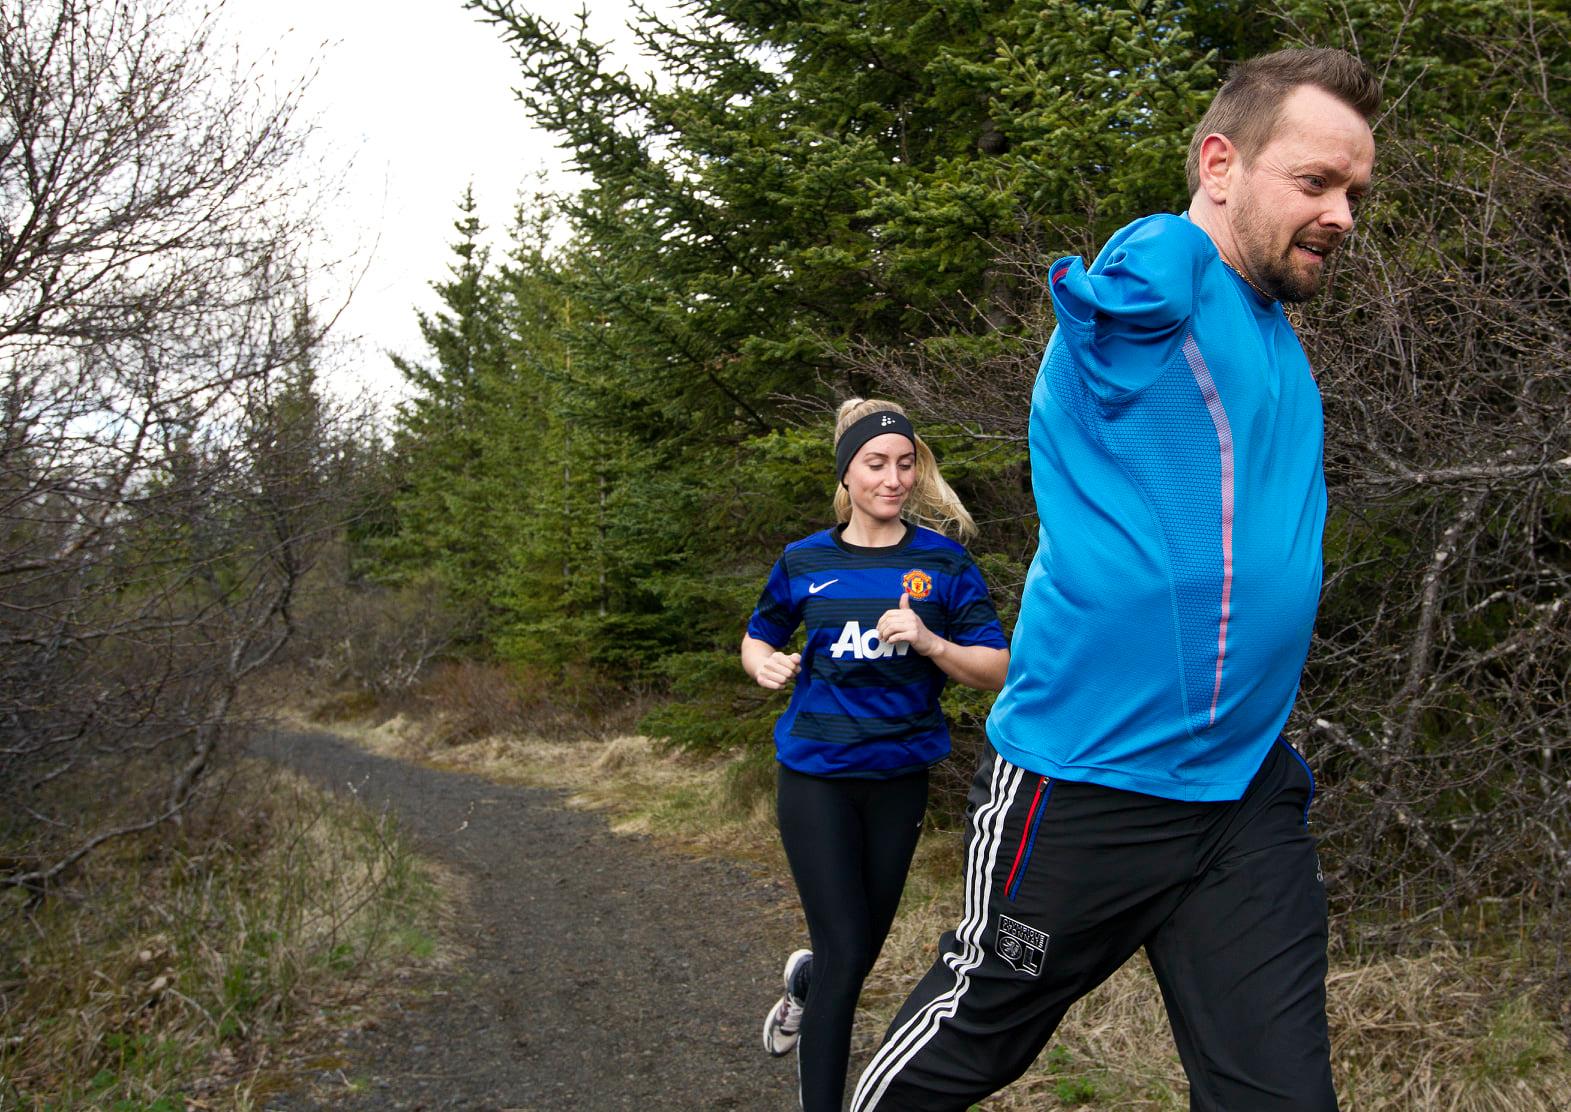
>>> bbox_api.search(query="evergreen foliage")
[389,0,1226,684]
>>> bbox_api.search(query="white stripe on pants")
[850,753,1024,1110]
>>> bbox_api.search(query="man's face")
[1229,85,1375,303]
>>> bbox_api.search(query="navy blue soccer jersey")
[747,523,1007,778]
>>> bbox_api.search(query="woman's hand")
[876,594,1010,690]
[877,593,937,656]
[743,635,800,690]
[754,650,802,690]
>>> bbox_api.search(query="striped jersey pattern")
[748,524,1007,779]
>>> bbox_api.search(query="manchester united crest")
[902,568,934,601]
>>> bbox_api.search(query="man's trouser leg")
[850,746,1194,1112]
[1145,739,1337,1112]
[852,740,1336,1112]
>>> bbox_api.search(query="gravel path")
[248,727,805,1111]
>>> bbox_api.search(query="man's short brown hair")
[1185,48,1381,195]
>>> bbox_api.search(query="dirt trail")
[249,727,804,1111]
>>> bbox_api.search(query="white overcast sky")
[215,0,671,400]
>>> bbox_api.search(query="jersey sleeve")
[945,556,1008,649]
[1047,213,1211,399]
[745,554,800,647]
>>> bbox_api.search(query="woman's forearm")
[740,634,778,680]
[925,640,1009,692]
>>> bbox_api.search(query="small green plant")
[1469,994,1560,1082]
[1041,1045,1102,1105]
[1054,1075,1100,1103]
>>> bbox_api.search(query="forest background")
[4,0,1570,1106]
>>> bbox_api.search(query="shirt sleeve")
[745,554,800,647]
[1047,214,1211,399]
[945,556,1008,649]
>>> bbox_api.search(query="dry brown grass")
[1323,943,1566,1112]
[293,709,790,869]
[297,694,1571,1111]
[0,760,453,1111]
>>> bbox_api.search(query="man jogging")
[851,47,1378,1112]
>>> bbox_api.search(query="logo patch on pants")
[994,915,1049,976]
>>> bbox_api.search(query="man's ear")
[1196,132,1237,204]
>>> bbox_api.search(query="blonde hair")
[832,397,977,543]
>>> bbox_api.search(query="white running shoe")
[762,948,813,1057]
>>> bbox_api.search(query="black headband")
[835,410,915,482]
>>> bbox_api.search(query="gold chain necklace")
[1220,258,1276,303]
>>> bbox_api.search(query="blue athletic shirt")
[748,523,1007,779]
[986,212,1327,802]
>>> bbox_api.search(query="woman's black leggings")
[777,763,929,1112]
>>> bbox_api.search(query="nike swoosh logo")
[808,579,839,595]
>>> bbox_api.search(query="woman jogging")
[741,398,1009,1111]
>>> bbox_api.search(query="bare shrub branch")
[0,1,366,893]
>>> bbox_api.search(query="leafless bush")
[314,577,469,697]
[1293,29,1571,970]
[0,0,365,893]
[418,659,533,745]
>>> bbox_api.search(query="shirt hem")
[987,733,1252,803]
[775,753,946,780]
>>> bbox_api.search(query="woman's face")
[843,433,916,525]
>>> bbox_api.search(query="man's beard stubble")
[1231,191,1337,304]
[1253,246,1324,304]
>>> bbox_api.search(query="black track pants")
[850,740,1335,1112]
[777,764,929,1112]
